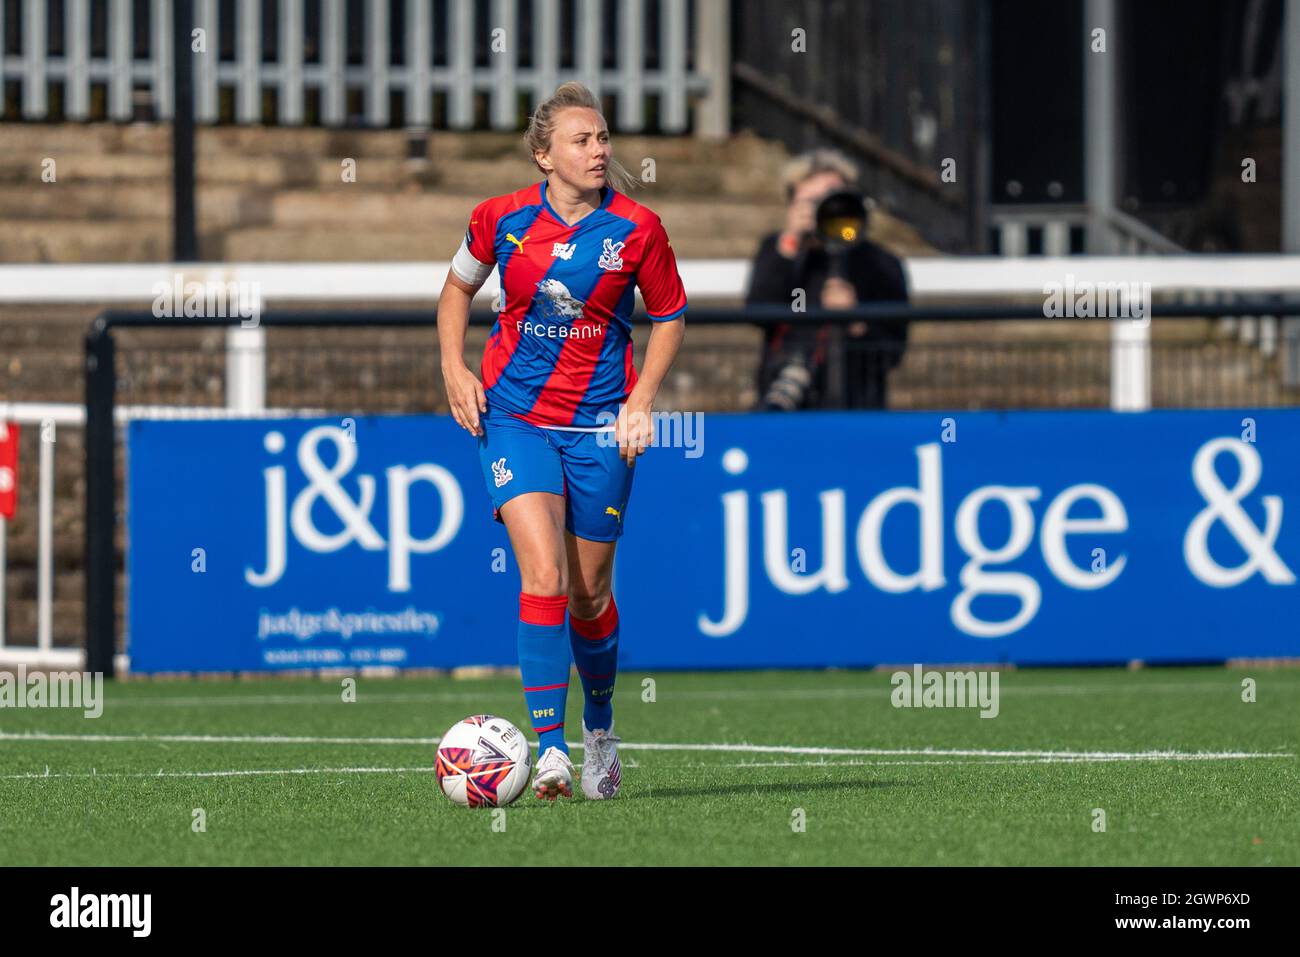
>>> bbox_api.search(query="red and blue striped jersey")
[459,181,688,428]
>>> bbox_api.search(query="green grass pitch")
[0,667,1295,865]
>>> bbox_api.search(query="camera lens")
[764,360,813,411]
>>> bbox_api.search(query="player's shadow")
[628,778,901,800]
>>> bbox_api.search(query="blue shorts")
[476,411,635,542]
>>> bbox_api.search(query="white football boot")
[580,721,623,800]
[533,746,575,800]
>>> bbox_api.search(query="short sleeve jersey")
[458,181,688,428]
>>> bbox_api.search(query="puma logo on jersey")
[492,457,513,488]
[506,232,529,253]
[598,238,625,271]
[604,506,623,521]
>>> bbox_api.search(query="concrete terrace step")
[0,123,905,263]
[219,226,773,261]
[0,153,172,184]
[206,156,782,200]
[0,124,796,263]
[0,122,169,155]
[0,122,420,159]
[1,123,791,172]
[0,184,268,228]
[224,190,789,261]
[264,189,783,230]
[0,122,788,162]
[0,219,172,262]
[1,122,789,188]
[219,228,440,262]
[0,156,787,204]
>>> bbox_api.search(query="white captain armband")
[451,238,495,286]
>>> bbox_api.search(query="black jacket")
[745,231,910,409]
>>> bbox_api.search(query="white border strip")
[1,766,436,780]
[0,731,1290,762]
[6,257,1300,304]
[2,751,1292,783]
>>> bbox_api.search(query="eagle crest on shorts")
[492,457,513,488]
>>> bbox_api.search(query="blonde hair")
[524,82,638,193]
[780,148,860,202]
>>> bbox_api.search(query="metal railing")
[76,300,1300,675]
[0,402,81,668]
[0,0,729,133]
[990,204,1186,258]
[4,297,1297,669]
[989,204,1292,360]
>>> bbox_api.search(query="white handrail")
[7,257,1300,305]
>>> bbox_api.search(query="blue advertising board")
[127,409,1300,672]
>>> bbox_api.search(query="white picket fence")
[0,0,730,133]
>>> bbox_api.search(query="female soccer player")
[436,83,687,801]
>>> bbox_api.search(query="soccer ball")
[434,715,532,808]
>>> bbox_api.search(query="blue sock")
[518,593,571,756]
[569,596,619,732]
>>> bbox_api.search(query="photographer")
[746,149,910,411]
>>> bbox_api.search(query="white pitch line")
[3,750,1293,783]
[647,682,1269,700]
[0,766,436,781]
[0,731,440,745]
[97,680,1264,708]
[608,743,1295,760]
[0,731,1291,762]
[107,692,495,708]
[684,754,1295,767]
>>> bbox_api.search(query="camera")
[762,356,814,411]
[761,189,871,410]
[813,189,870,278]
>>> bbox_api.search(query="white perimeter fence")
[0,0,729,133]
[2,255,1300,667]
